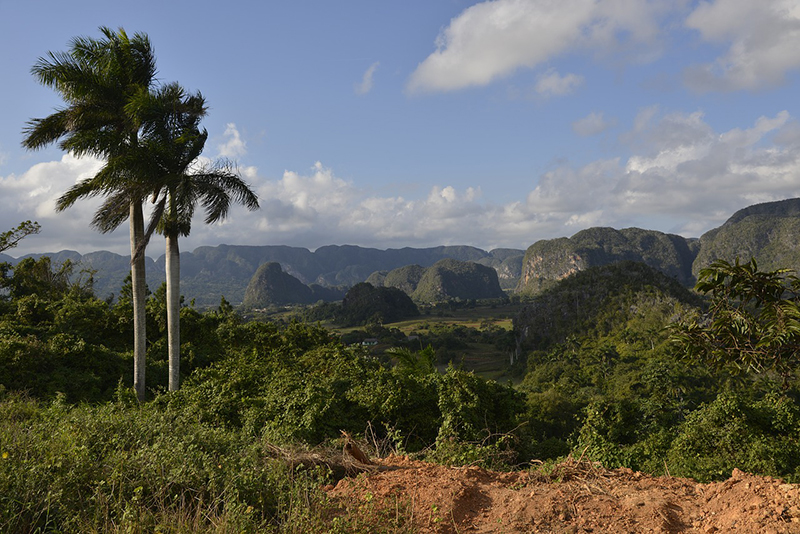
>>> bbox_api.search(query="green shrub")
[667,391,800,482]
[0,392,339,533]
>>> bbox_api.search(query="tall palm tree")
[136,83,260,391]
[22,27,157,402]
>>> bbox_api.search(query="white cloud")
[193,111,800,249]
[216,123,247,158]
[572,111,613,136]
[615,110,797,232]
[519,109,800,239]
[6,111,800,257]
[355,61,380,95]
[684,0,800,91]
[0,154,120,255]
[534,70,584,97]
[406,0,668,93]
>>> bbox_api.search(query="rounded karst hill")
[383,264,426,294]
[242,262,315,308]
[411,258,506,303]
[340,282,419,325]
[516,227,697,296]
[693,197,800,277]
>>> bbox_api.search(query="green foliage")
[0,392,335,533]
[518,262,722,468]
[666,391,800,482]
[515,257,800,484]
[349,366,441,450]
[0,257,252,402]
[516,261,701,353]
[339,282,420,326]
[436,367,525,444]
[1,257,90,301]
[169,332,525,457]
[387,345,436,375]
[670,258,800,383]
[424,434,518,471]
[9,225,800,534]
[0,258,129,401]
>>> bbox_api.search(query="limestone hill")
[371,258,507,303]
[242,262,344,308]
[515,227,698,295]
[693,197,800,276]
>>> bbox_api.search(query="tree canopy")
[670,258,800,385]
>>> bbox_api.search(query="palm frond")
[91,192,133,233]
[21,110,71,150]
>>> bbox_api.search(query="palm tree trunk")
[130,202,147,402]
[166,232,180,391]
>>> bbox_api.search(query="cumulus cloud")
[406,0,667,93]
[616,110,797,231]
[494,109,799,241]
[198,110,800,251]
[217,123,247,158]
[6,112,800,256]
[534,69,584,97]
[572,112,614,136]
[355,61,380,95]
[684,0,800,91]
[232,165,491,247]
[0,154,118,255]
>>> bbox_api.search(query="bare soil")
[327,455,800,533]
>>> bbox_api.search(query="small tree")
[669,258,800,386]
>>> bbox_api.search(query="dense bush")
[170,326,524,454]
[0,390,327,533]
[519,261,800,482]
[667,390,800,482]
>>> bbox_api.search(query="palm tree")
[136,83,260,391]
[22,27,157,402]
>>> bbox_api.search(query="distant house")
[361,338,379,346]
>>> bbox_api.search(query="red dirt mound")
[328,456,800,533]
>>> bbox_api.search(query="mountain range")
[4,198,800,305]
[0,244,523,306]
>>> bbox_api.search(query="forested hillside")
[516,227,698,295]
[693,198,800,276]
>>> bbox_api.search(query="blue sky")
[2,0,800,257]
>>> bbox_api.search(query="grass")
[390,302,524,333]
[0,391,421,534]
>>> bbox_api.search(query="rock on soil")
[327,456,800,533]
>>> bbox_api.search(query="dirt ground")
[327,455,800,533]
